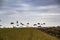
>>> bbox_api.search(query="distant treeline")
[37,26,60,38]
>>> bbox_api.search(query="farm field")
[0,28,59,40]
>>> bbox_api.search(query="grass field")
[0,28,59,40]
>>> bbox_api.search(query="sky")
[0,0,60,27]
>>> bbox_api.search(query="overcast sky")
[0,0,60,27]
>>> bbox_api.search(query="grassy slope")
[0,28,59,40]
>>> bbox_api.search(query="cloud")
[1,3,60,16]
[1,0,60,15]
[21,0,58,6]
[0,0,60,27]
[56,0,60,5]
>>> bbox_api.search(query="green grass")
[0,28,59,40]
